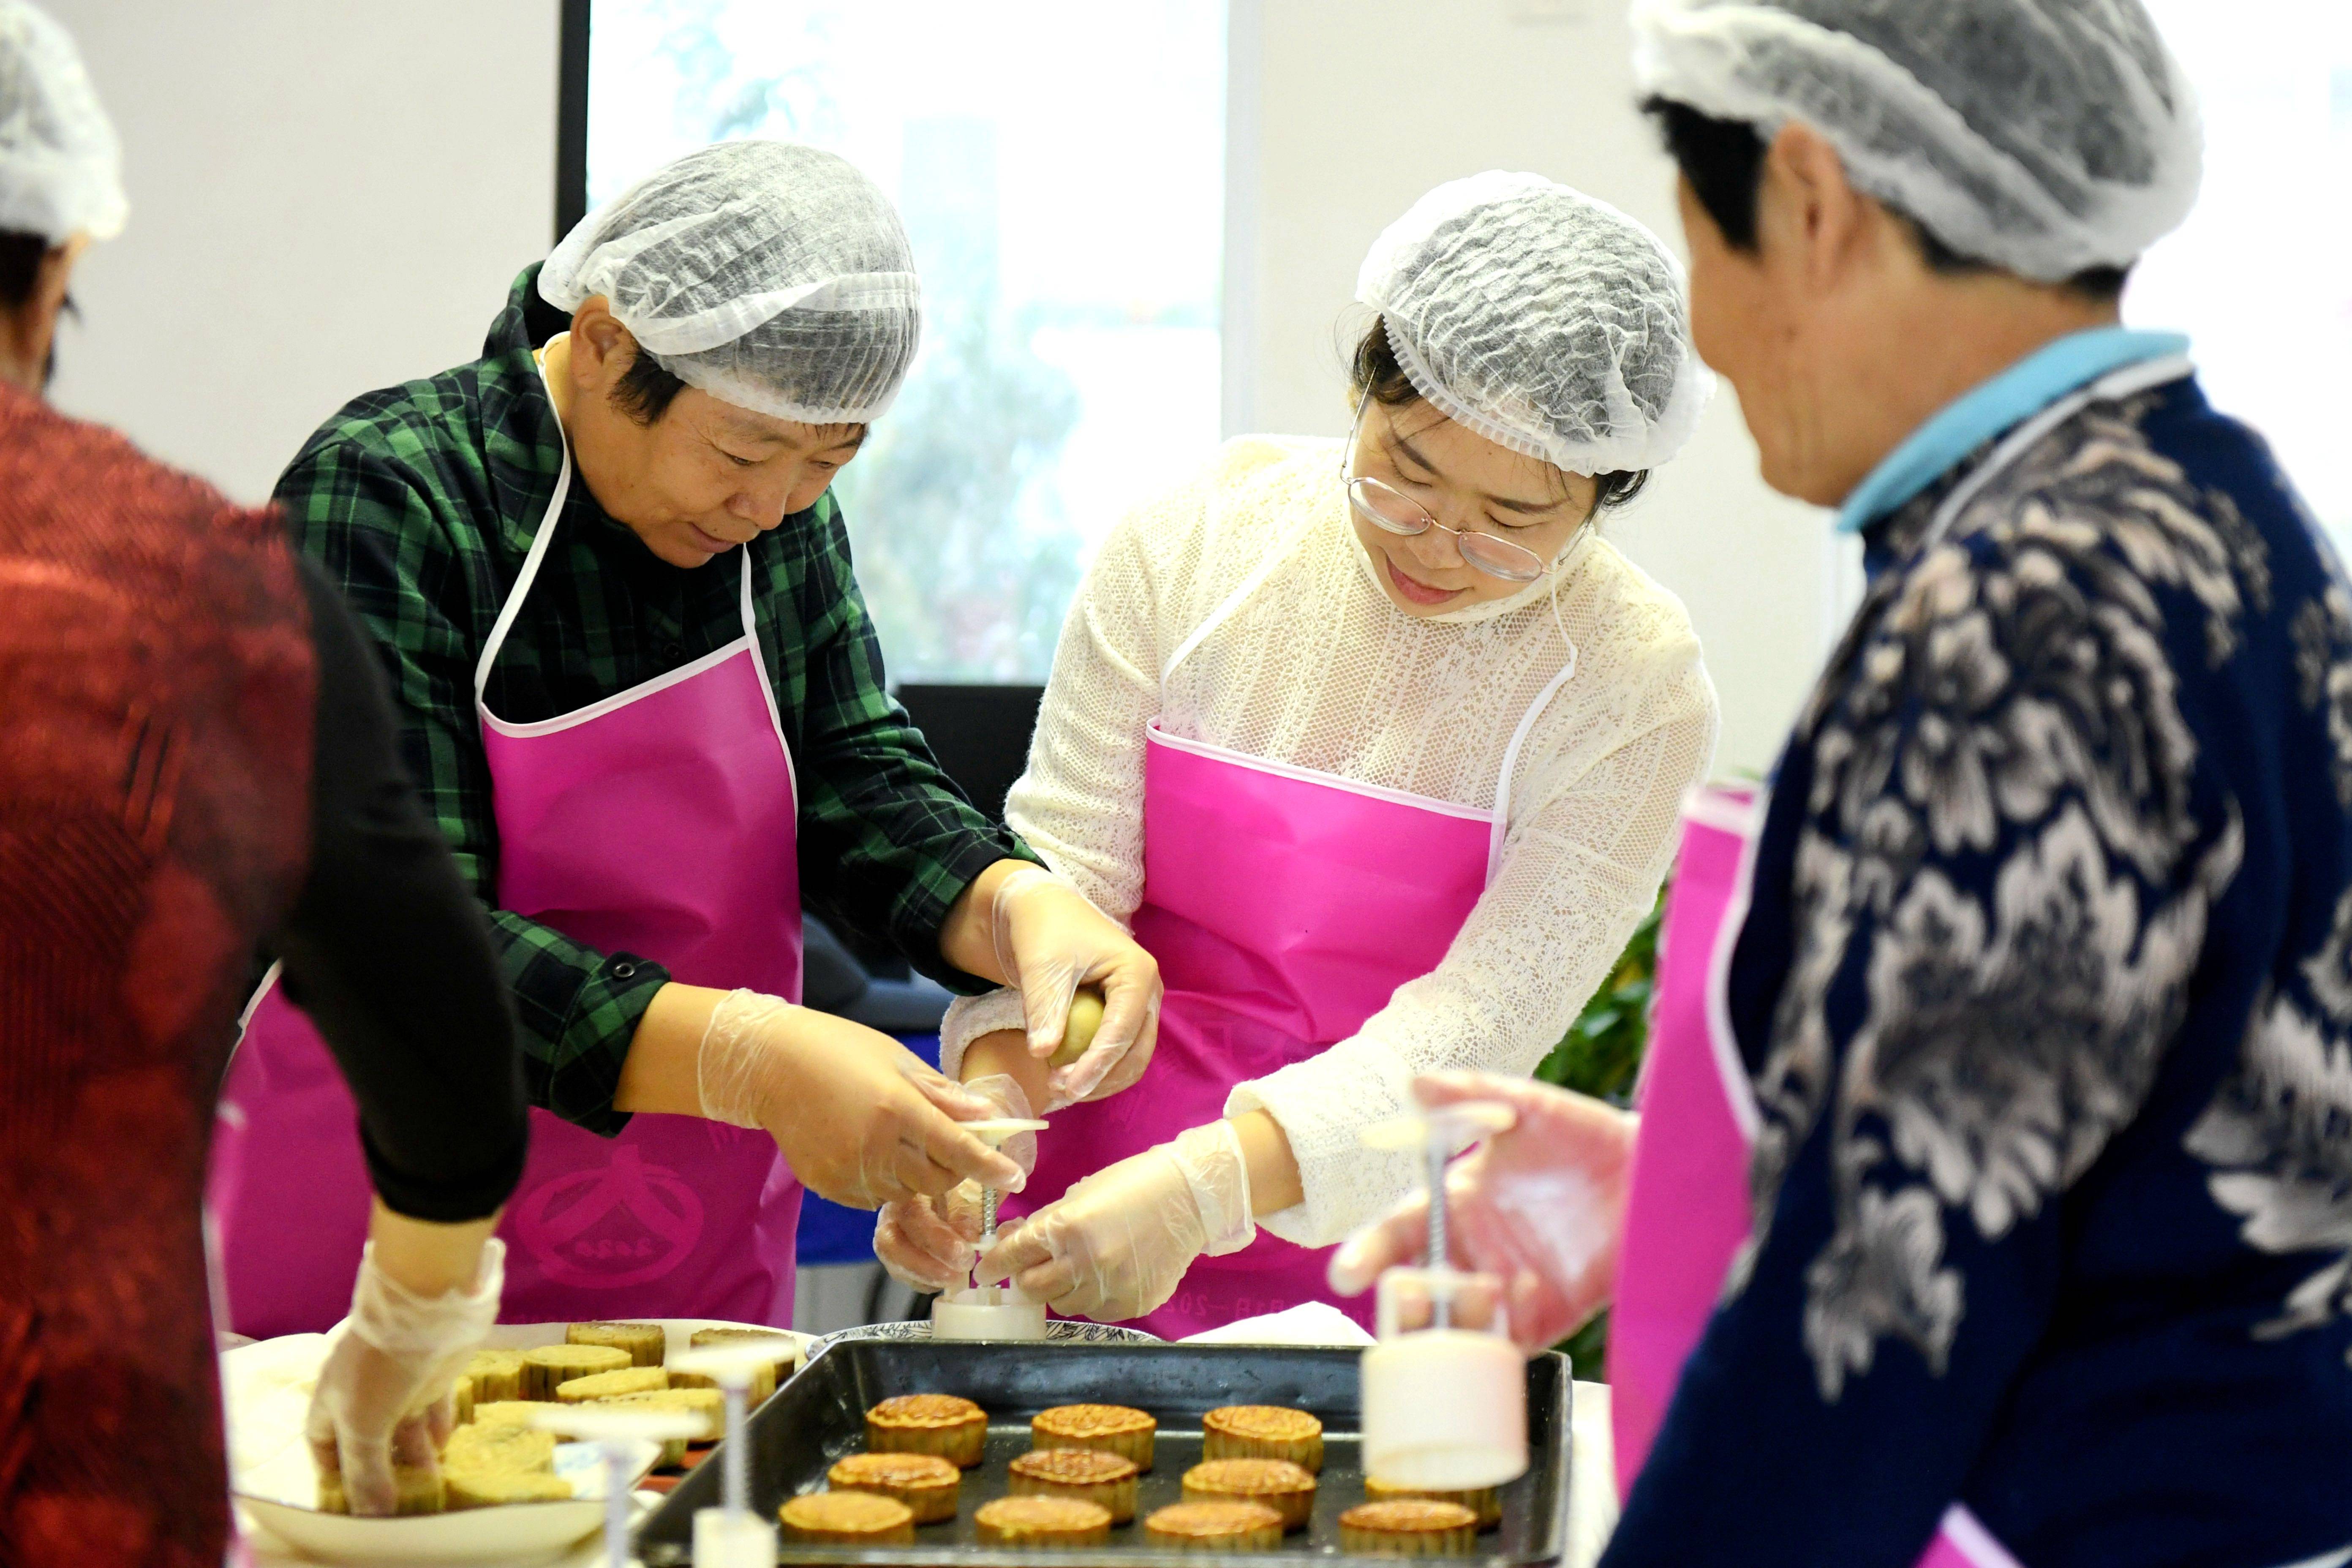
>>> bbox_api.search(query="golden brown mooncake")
[826,1451,961,1524]
[565,1320,667,1368]
[519,1343,630,1400]
[314,1465,444,1515]
[1029,1402,1157,1470]
[669,1327,796,1405]
[1339,1499,1480,1556]
[465,1348,525,1404]
[1143,1500,1286,1551]
[1182,1457,1317,1531]
[443,1467,575,1509]
[1364,1475,1503,1530]
[1007,1446,1140,1524]
[974,1494,1113,1547]
[554,1366,669,1404]
[866,1393,988,1467]
[441,1421,558,1475]
[779,1489,916,1545]
[1202,1404,1324,1473]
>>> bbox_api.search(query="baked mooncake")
[1183,1457,1317,1530]
[520,1343,630,1400]
[974,1494,1113,1547]
[670,1326,796,1404]
[1143,1500,1285,1551]
[315,1465,444,1515]
[442,1421,558,1474]
[866,1393,988,1467]
[1029,1402,1156,1470]
[1007,1446,1140,1524]
[1202,1404,1324,1473]
[1339,1499,1479,1555]
[444,1467,574,1508]
[827,1451,961,1524]
[566,1320,667,1368]
[1364,1475,1502,1530]
[779,1490,915,1545]
[465,1349,525,1404]
[555,1366,669,1403]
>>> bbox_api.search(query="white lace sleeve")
[939,509,1172,1079]
[1226,657,1719,1247]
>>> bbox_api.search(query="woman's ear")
[0,236,81,392]
[1759,122,1872,296]
[568,297,635,384]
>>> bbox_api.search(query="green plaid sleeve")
[781,493,1043,990]
[278,422,659,1136]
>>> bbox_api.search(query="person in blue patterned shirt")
[1335,2,2352,1563]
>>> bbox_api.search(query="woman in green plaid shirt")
[215,142,1159,1331]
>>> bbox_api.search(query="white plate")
[225,1319,811,1564]
[237,1440,649,1567]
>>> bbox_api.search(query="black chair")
[803,683,1045,1031]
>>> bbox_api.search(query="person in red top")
[0,3,528,1559]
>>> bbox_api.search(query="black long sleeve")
[271,553,529,1222]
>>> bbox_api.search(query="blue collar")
[1835,327,2192,534]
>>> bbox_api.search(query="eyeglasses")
[1341,403,1560,584]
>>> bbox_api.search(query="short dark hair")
[1643,98,2131,302]
[610,342,691,424]
[1349,316,1650,514]
[0,230,52,310]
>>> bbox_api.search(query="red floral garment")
[0,381,313,1567]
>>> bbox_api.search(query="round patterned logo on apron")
[512,1144,707,1288]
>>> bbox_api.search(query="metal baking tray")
[635,1340,1573,1566]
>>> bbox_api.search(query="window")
[581,1,1227,679]
[2135,0,2352,545]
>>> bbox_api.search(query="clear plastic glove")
[305,1237,504,1515]
[873,1073,1037,1292]
[1327,1072,1635,1353]
[697,988,1024,1208]
[991,866,1162,1106]
[979,1120,1252,1322]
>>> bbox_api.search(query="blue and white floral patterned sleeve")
[1599,397,2265,1568]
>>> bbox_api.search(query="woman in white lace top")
[875,173,1722,1334]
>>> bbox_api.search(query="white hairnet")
[1631,0,2202,282]
[1356,172,1711,477]
[0,0,123,244]
[540,140,920,425]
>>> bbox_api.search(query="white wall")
[44,0,562,504]
[1226,0,1835,776]
[41,0,1829,773]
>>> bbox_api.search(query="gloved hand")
[991,866,1162,1106]
[979,1120,1252,1322]
[1327,1072,1635,1353]
[306,1236,504,1515]
[873,1073,1037,1292]
[698,989,1024,1208]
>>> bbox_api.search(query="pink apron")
[1608,801,2024,1568]
[1010,558,1582,1339]
[208,369,804,1335]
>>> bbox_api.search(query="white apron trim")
[482,633,754,739]
[1145,720,1492,825]
[1708,353,2202,1137]
[474,359,796,817]
[1702,785,1767,1146]
[1937,1505,2028,1568]
[1158,496,1580,894]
